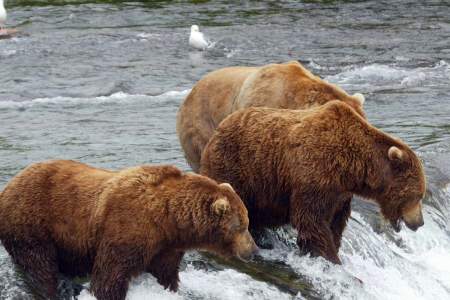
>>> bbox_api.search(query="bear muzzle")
[233,230,259,262]
[390,201,424,232]
[402,202,424,232]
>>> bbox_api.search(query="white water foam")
[248,180,450,300]
[0,90,191,109]
[136,33,160,39]
[78,265,293,300]
[78,274,182,300]
[0,49,17,57]
[277,190,450,300]
[325,60,450,91]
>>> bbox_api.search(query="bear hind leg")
[2,238,59,299]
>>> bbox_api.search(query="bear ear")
[388,146,404,161]
[353,93,365,105]
[220,182,235,191]
[211,197,230,216]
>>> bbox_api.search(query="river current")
[1,1,449,299]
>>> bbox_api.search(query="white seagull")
[189,25,210,51]
[0,0,7,33]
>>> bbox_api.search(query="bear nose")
[405,217,424,231]
[403,205,424,232]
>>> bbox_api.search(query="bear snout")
[402,201,424,232]
[233,230,259,262]
[403,213,424,231]
[404,218,424,231]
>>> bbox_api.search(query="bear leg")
[291,193,342,264]
[90,243,144,300]
[330,198,351,250]
[2,238,59,299]
[147,249,184,291]
[295,225,341,264]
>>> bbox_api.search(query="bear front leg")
[90,243,145,300]
[147,249,184,291]
[290,192,342,264]
[295,224,341,264]
[330,198,352,250]
[2,238,59,299]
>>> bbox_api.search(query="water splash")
[0,90,191,110]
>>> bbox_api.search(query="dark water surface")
[1,1,450,299]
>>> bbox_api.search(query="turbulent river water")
[1,1,450,299]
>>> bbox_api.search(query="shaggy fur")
[0,160,257,300]
[200,101,426,264]
[177,60,365,171]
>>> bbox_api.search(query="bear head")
[206,183,258,261]
[367,145,426,232]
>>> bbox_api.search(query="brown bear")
[177,60,365,172]
[200,101,425,264]
[0,160,257,300]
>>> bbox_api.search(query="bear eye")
[238,226,246,233]
[231,224,240,232]
[229,216,241,231]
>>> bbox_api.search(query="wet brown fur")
[200,101,426,264]
[177,61,365,172]
[0,160,256,300]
